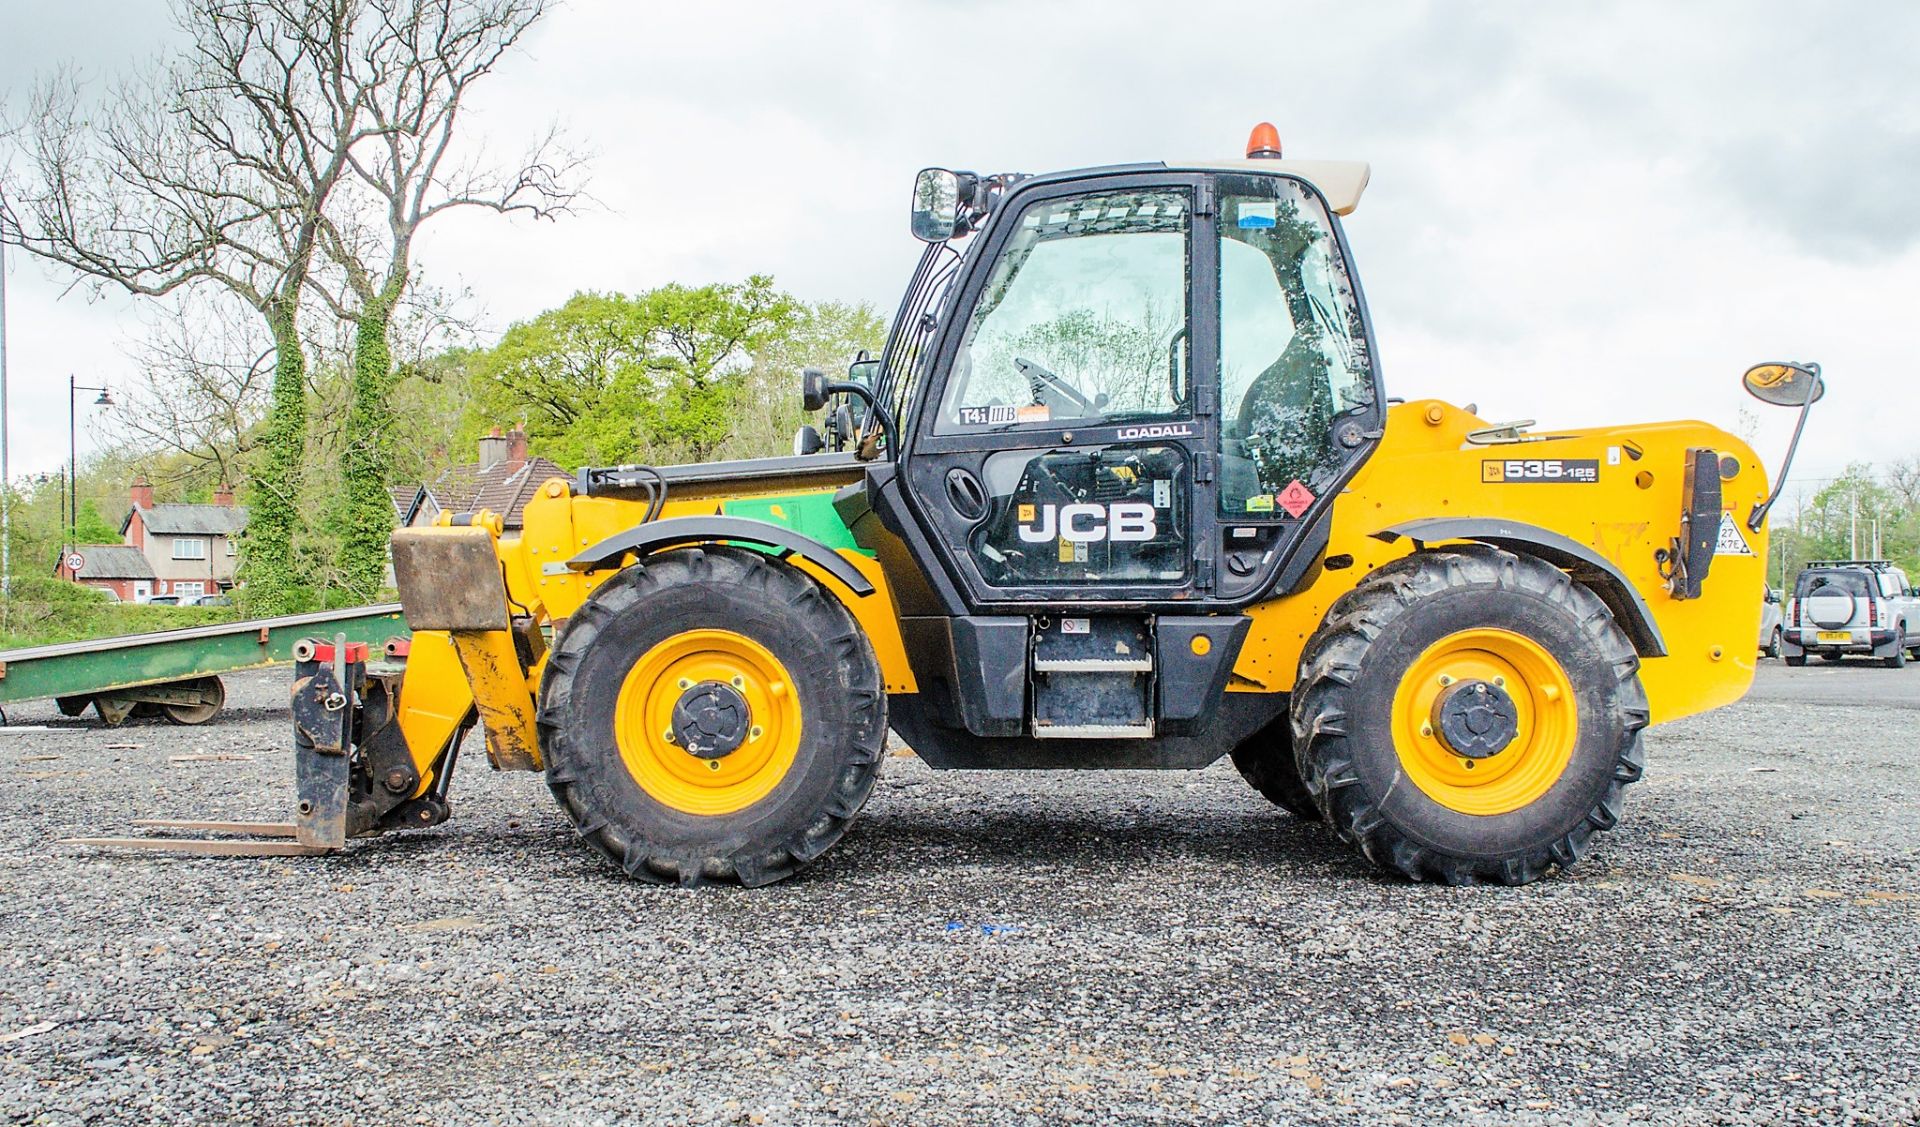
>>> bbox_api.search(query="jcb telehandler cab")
[81,126,1819,887]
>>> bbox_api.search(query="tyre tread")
[1291,546,1648,886]
[538,547,887,887]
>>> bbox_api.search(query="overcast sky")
[2,0,1916,502]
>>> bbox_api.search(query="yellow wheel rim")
[614,629,803,816]
[1390,628,1578,816]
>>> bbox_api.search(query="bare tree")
[0,2,372,611]
[318,0,581,600]
[1888,457,1920,511]
[110,294,278,490]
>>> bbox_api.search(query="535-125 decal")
[1481,458,1600,484]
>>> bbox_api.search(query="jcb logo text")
[1018,502,1157,543]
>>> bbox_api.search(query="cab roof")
[1006,159,1371,218]
[1165,159,1371,215]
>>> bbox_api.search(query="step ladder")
[1030,616,1156,739]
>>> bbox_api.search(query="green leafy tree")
[637,277,799,459]
[474,278,807,467]
[73,500,122,545]
[718,300,886,460]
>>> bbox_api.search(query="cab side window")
[935,188,1192,434]
[1216,176,1374,516]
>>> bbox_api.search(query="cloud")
[1,0,1915,483]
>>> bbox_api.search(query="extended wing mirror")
[798,365,898,461]
[1741,361,1825,532]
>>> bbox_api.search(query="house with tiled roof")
[117,479,248,600]
[397,426,567,531]
[54,543,158,602]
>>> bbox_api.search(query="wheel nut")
[706,760,721,772]
[731,675,745,689]
[750,726,764,741]
[678,678,692,690]
[1420,723,1434,739]
[1438,675,1454,686]
[663,729,677,744]
[1493,676,1506,688]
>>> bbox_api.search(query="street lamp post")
[1,208,10,620]
[67,375,114,557]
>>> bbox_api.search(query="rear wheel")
[1228,714,1319,820]
[1764,627,1781,659]
[1292,547,1647,885]
[1785,653,1807,667]
[538,547,887,887]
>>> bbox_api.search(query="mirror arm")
[823,381,898,462]
[1748,366,1820,533]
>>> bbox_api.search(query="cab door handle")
[944,468,988,520]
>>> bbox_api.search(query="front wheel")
[538,547,887,887]
[1292,547,1648,885]
[1764,628,1782,659]
[1228,713,1319,820]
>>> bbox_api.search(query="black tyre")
[1228,713,1320,820]
[1292,546,1648,885]
[538,547,887,887]
[1764,627,1781,660]
[1886,637,1908,670]
[1784,654,1807,667]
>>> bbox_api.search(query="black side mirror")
[792,424,824,456]
[801,367,829,413]
[911,168,961,242]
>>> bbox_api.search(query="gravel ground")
[1,662,1916,1125]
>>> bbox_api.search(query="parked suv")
[1758,586,1783,658]
[1783,560,1920,668]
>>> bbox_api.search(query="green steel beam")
[0,604,410,705]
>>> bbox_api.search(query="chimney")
[212,482,235,507]
[506,425,528,468]
[477,426,508,470]
[129,476,155,510]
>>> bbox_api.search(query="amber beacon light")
[1245,121,1283,159]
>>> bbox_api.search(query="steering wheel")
[1014,356,1095,414]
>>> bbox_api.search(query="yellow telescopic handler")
[78,125,1823,887]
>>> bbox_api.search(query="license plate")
[1816,631,1851,644]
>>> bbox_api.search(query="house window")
[225,538,236,556]
[173,537,208,560]
[175,581,206,598]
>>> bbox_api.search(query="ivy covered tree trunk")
[238,296,310,615]
[338,292,398,604]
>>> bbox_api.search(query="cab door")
[899,174,1221,608]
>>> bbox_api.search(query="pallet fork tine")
[59,835,333,858]
[62,633,449,862]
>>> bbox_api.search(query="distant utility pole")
[0,207,10,629]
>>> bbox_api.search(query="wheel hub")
[1430,678,1519,759]
[671,681,750,759]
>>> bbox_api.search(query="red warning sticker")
[1277,480,1315,518]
